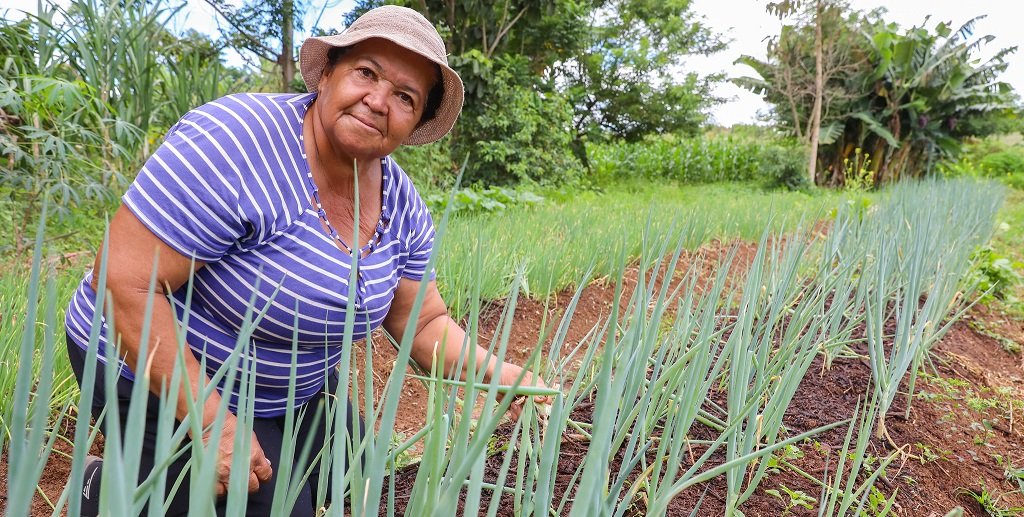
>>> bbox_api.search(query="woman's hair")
[326,46,445,127]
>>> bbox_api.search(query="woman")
[64,6,547,516]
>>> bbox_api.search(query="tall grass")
[0,262,80,438]
[0,0,240,229]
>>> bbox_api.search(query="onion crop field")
[4,179,1024,516]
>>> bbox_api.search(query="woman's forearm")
[408,315,503,382]
[107,285,224,428]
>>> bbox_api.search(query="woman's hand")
[208,416,274,496]
[492,362,554,421]
[384,279,559,421]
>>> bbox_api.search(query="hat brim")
[300,34,463,146]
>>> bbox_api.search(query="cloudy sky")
[6,0,1022,126]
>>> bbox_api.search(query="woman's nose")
[363,84,389,114]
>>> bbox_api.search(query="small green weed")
[914,442,951,464]
[960,484,1024,516]
[766,484,815,515]
[993,455,1024,494]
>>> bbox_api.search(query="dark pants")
[66,337,364,516]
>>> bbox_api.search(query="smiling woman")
[310,41,437,166]
[62,5,550,517]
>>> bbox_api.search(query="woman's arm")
[383,279,550,419]
[94,205,272,494]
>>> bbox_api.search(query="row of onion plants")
[5,179,1004,516]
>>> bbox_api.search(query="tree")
[853,15,1017,182]
[744,0,854,185]
[204,0,304,92]
[342,0,722,185]
[346,0,592,185]
[739,7,1016,185]
[558,0,724,168]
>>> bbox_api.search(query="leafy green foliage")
[346,0,721,183]
[739,7,1018,185]
[204,0,305,91]
[939,137,1024,190]
[449,52,584,186]
[424,186,544,216]
[559,0,724,144]
[0,0,247,229]
[390,137,456,191]
[967,245,1023,303]
[766,485,815,514]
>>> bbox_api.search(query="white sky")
[5,0,1023,127]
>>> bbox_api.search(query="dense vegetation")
[738,4,1020,185]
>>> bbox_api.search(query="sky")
[5,0,1023,127]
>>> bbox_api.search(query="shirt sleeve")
[402,199,436,282]
[121,109,248,262]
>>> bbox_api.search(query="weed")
[865,485,896,515]
[960,484,1024,516]
[967,245,1023,303]
[765,484,815,514]
[993,455,1024,494]
[766,444,805,475]
[914,442,951,464]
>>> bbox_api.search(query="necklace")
[299,103,392,305]
[302,122,391,258]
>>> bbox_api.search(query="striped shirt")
[64,93,436,417]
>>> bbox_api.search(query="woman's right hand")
[209,416,274,496]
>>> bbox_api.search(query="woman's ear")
[318,65,333,91]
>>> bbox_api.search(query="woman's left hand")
[492,362,554,421]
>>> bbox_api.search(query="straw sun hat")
[299,5,464,146]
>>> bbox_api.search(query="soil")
[4,238,1024,516]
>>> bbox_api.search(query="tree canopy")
[738,7,1019,185]
[344,0,723,185]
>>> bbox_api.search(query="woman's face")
[316,38,437,163]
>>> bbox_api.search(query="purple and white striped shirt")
[65,92,436,416]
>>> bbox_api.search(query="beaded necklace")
[300,117,392,305]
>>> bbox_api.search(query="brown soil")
[5,239,1024,516]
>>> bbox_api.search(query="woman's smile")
[347,112,383,134]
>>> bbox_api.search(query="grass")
[988,188,1024,317]
[0,260,82,435]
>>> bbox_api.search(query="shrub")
[449,52,583,187]
[980,150,1024,176]
[391,137,456,192]
[967,245,1023,302]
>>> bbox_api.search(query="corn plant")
[55,0,182,159]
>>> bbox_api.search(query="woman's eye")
[357,67,375,79]
[398,93,414,106]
